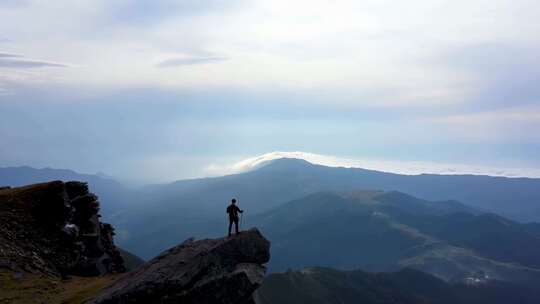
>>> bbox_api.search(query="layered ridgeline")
[140,157,540,221]
[6,160,538,294]
[252,191,540,284]
[254,267,540,304]
[117,158,540,260]
[5,159,540,260]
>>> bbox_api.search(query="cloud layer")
[205,151,540,178]
[1,0,538,107]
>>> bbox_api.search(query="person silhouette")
[226,198,243,237]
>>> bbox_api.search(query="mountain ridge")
[254,266,540,304]
[117,158,540,261]
[251,190,540,283]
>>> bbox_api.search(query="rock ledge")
[92,228,270,304]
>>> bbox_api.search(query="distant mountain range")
[135,157,540,220]
[3,159,540,286]
[0,166,131,223]
[112,158,540,257]
[4,158,540,223]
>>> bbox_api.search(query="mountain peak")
[258,157,315,170]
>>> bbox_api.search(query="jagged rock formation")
[0,181,126,278]
[92,228,271,304]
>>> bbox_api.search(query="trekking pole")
[240,213,244,231]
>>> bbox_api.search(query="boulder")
[92,228,270,304]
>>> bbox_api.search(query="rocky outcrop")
[0,181,126,277]
[92,228,271,304]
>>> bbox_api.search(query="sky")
[1,0,539,182]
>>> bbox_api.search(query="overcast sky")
[1,0,539,182]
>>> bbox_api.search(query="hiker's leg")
[234,218,239,234]
[228,220,233,236]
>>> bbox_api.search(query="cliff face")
[92,228,271,304]
[0,181,126,278]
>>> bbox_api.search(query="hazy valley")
[3,157,540,302]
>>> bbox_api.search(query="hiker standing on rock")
[227,198,243,237]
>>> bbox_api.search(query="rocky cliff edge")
[92,228,270,304]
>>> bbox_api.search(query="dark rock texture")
[0,181,126,277]
[92,228,270,304]
[118,248,145,271]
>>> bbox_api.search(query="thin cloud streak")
[0,53,21,58]
[156,56,228,68]
[0,52,69,68]
[0,59,68,68]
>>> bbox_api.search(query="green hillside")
[252,191,540,283]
